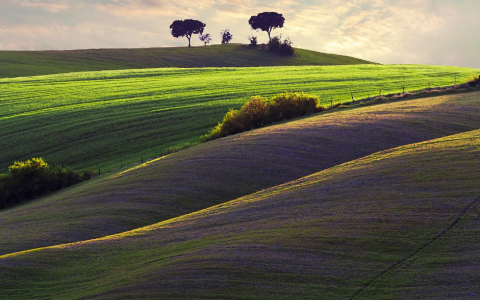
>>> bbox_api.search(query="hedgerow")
[204,92,325,140]
[0,158,92,210]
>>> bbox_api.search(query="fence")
[98,77,480,176]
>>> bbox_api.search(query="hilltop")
[1,91,480,255]
[0,44,375,78]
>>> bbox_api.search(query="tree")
[199,33,212,46]
[220,29,233,44]
[248,12,285,42]
[247,35,258,47]
[169,19,206,47]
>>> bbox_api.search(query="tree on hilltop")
[199,33,212,46]
[221,29,233,44]
[170,19,206,47]
[248,12,285,42]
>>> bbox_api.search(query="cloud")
[94,0,219,19]
[14,0,69,13]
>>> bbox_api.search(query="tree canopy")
[248,12,285,42]
[220,29,233,44]
[170,19,206,47]
[199,33,212,46]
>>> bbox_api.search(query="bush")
[204,93,322,140]
[268,36,282,51]
[279,37,295,56]
[467,73,480,87]
[248,35,258,47]
[268,36,294,55]
[270,92,319,120]
[0,158,92,210]
[240,96,271,128]
[205,109,247,140]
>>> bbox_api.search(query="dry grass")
[1,125,479,299]
[0,92,480,257]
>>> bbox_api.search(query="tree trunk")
[188,37,191,47]
[267,30,271,42]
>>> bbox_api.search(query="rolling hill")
[1,91,480,256]
[1,64,477,173]
[0,44,375,79]
[1,44,480,299]
[1,125,479,299]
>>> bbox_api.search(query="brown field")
[1,91,479,257]
[1,123,479,299]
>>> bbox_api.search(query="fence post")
[351,92,354,103]
[98,168,101,175]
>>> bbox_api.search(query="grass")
[1,124,479,299]
[1,64,478,173]
[0,44,375,79]
[356,198,480,299]
[1,91,480,256]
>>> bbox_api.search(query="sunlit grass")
[1,64,478,172]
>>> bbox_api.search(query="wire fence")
[97,76,480,176]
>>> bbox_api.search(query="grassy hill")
[1,91,480,256]
[1,64,478,173]
[1,126,479,299]
[0,44,375,79]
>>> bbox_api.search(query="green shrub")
[241,96,271,128]
[270,92,319,120]
[204,92,322,140]
[205,109,247,140]
[0,158,92,210]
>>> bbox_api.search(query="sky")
[0,0,478,68]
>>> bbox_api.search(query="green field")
[2,44,480,298]
[1,91,480,256]
[2,124,479,299]
[1,64,478,173]
[0,44,374,79]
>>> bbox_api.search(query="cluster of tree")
[0,158,93,210]
[198,29,233,46]
[204,93,326,140]
[169,11,294,55]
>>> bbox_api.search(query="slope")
[357,197,480,299]
[1,91,480,256]
[0,44,375,79]
[1,126,479,299]
[1,64,478,172]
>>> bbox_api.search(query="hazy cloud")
[14,0,69,13]
[0,0,478,68]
